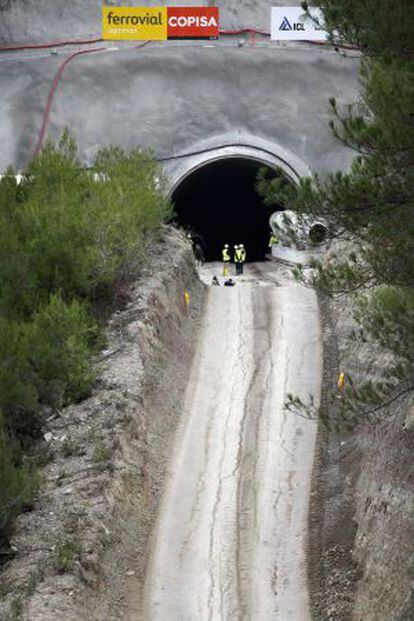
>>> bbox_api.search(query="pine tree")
[259,1,414,425]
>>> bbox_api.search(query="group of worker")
[188,231,278,277]
[222,244,246,276]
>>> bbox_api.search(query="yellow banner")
[102,7,167,40]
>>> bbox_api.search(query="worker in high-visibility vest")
[234,245,241,275]
[222,244,231,276]
[235,245,244,275]
[239,244,246,274]
[269,231,278,248]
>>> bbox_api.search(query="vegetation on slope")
[0,131,171,552]
[258,0,414,428]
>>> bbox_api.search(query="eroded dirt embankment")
[0,227,205,621]
[310,292,414,621]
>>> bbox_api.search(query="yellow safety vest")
[239,248,246,262]
[222,248,230,262]
[235,248,244,263]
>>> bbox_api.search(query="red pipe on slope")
[32,47,106,158]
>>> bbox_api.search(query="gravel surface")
[145,261,322,620]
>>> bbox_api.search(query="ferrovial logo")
[102,7,219,41]
[271,7,327,41]
[103,7,167,40]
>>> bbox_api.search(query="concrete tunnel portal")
[171,157,284,262]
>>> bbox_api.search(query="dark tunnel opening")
[171,158,283,261]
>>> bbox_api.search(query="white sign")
[271,6,328,41]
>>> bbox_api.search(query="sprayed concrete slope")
[145,263,321,620]
[0,1,359,179]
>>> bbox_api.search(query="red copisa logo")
[167,7,219,40]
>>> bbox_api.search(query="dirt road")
[144,263,321,620]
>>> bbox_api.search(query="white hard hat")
[224,244,229,248]
[240,244,244,248]
[234,245,238,249]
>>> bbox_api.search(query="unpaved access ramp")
[144,262,321,620]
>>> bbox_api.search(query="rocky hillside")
[310,292,414,621]
[0,227,205,620]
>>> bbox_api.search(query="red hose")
[0,31,268,52]
[0,30,358,59]
[219,27,270,36]
[219,28,358,49]
[0,29,358,52]
[0,30,270,52]
[0,37,103,53]
[26,27,355,160]
[32,41,151,159]
[32,47,106,158]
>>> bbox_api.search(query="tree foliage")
[0,132,170,317]
[0,419,37,552]
[259,1,414,425]
[0,132,171,549]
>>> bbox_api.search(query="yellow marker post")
[183,291,191,314]
[337,372,345,398]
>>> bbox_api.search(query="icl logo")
[279,16,305,31]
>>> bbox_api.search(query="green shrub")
[53,536,81,573]
[92,439,111,463]
[0,420,36,550]
[0,318,39,438]
[0,298,98,436]
[9,595,23,619]
[86,144,172,293]
[0,133,171,318]
[28,294,98,407]
[0,132,171,547]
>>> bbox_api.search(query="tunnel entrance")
[171,157,282,261]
